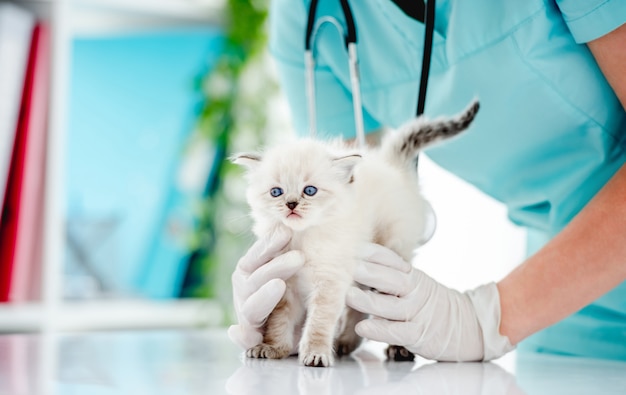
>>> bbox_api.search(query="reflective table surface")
[1,329,625,394]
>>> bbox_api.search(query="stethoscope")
[304,0,436,149]
[304,0,438,245]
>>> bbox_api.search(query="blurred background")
[0,0,525,333]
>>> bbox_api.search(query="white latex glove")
[228,227,305,350]
[346,243,515,362]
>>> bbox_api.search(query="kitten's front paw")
[385,345,415,362]
[300,352,333,367]
[246,343,290,359]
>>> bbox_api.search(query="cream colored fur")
[234,100,478,367]
[235,138,429,367]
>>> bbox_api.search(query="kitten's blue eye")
[303,186,318,196]
[270,187,283,197]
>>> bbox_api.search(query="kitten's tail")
[381,99,480,169]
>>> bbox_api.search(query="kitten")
[233,100,480,367]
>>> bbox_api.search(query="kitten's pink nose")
[286,201,298,210]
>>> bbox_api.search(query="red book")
[0,4,34,214]
[0,23,51,302]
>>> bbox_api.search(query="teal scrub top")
[269,0,626,360]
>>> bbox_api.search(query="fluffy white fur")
[233,100,479,367]
[234,138,429,367]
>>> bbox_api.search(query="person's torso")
[298,0,626,234]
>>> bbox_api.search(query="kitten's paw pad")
[385,345,415,362]
[300,353,333,367]
[246,344,290,359]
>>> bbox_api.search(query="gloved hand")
[228,227,305,350]
[346,243,515,362]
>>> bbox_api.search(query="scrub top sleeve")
[555,0,626,43]
[269,0,382,139]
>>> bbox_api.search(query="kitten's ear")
[332,154,362,183]
[231,152,262,170]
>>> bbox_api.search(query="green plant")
[182,0,277,319]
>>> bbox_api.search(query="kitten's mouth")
[286,211,301,219]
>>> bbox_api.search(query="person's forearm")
[498,163,626,344]
[498,21,626,346]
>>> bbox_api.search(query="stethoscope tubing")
[305,9,366,147]
[304,0,435,151]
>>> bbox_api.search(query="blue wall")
[66,28,223,299]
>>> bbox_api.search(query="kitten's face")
[234,140,360,232]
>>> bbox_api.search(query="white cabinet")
[0,0,224,331]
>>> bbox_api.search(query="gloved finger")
[240,278,287,327]
[359,243,412,273]
[353,318,418,347]
[346,287,413,321]
[353,260,416,296]
[245,250,304,292]
[227,324,263,350]
[237,227,291,274]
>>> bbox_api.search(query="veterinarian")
[229,0,626,361]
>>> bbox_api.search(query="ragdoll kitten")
[233,100,480,367]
